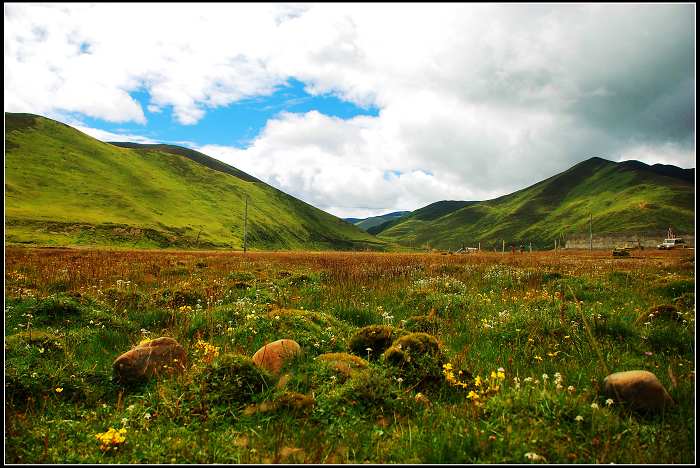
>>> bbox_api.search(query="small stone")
[251,339,301,375]
[113,337,186,384]
[603,370,674,413]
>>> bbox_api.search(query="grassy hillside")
[377,157,694,250]
[346,211,410,232]
[4,113,388,251]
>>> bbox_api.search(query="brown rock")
[603,370,674,412]
[251,339,301,375]
[113,337,186,384]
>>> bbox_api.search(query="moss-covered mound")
[348,325,405,360]
[316,352,369,378]
[197,353,273,406]
[382,332,445,388]
[5,331,63,355]
[229,308,352,356]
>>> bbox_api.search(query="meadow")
[4,246,695,463]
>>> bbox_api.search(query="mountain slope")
[4,112,388,250]
[345,211,410,231]
[377,157,695,250]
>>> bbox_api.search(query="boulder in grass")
[603,370,674,413]
[113,337,186,384]
[252,339,301,375]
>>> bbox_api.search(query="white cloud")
[4,3,695,218]
[72,125,158,145]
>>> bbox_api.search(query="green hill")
[376,157,695,250]
[4,112,389,251]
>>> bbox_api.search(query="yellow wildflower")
[474,375,482,387]
[55,387,63,393]
[95,427,127,451]
[466,390,480,400]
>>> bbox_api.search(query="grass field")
[4,246,695,463]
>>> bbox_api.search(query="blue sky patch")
[77,78,379,148]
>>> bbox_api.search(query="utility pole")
[589,212,593,251]
[243,195,248,254]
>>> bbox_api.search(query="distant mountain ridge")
[345,211,410,231]
[4,112,389,251]
[375,156,694,250]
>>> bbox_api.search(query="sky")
[4,3,696,219]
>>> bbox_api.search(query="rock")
[113,337,186,384]
[251,339,301,375]
[603,370,674,412]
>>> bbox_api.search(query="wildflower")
[534,355,543,362]
[55,387,63,393]
[590,402,599,410]
[126,404,135,412]
[474,375,482,387]
[466,390,479,400]
[144,412,151,420]
[567,385,575,392]
[542,373,549,381]
[121,417,128,425]
[95,427,127,451]
[194,340,220,364]
[524,452,544,461]
[575,415,584,422]
[605,398,614,406]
